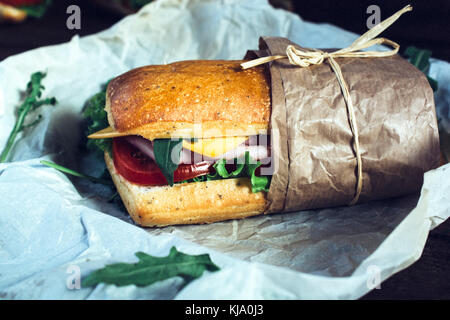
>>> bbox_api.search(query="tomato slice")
[1,0,44,6]
[112,137,212,186]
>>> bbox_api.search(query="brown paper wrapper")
[246,37,440,213]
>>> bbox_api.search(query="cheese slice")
[88,127,250,158]
[182,136,248,158]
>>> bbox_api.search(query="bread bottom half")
[105,152,268,227]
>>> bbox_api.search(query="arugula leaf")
[208,152,270,193]
[20,0,52,18]
[175,151,271,192]
[404,46,438,92]
[152,139,183,186]
[0,72,57,163]
[82,81,112,157]
[81,247,219,288]
[212,158,245,179]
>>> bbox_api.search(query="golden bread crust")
[105,152,268,227]
[106,60,271,132]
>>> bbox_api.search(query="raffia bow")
[242,5,413,205]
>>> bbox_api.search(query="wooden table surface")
[0,0,448,300]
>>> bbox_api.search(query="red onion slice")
[124,135,155,161]
[123,135,271,165]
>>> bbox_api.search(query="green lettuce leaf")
[244,152,271,193]
[82,81,112,157]
[81,247,219,288]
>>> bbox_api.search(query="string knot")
[285,45,326,67]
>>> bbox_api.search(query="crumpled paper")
[249,37,440,213]
[0,0,449,300]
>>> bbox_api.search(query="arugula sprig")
[0,72,57,163]
[177,151,271,193]
[209,151,271,193]
[82,247,219,288]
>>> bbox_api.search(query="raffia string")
[242,5,413,205]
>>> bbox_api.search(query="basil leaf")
[81,247,219,288]
[153,139,183,186]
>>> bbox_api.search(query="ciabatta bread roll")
[89,60,272,226]
[96,60,271,141]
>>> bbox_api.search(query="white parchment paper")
[0,0,449,300]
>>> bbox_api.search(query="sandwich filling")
[111,135,272,193]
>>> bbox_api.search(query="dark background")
[0,0,449,299]
[293,0,450,62]
[1,0,450,62]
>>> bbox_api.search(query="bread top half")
[105,60,271,137]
